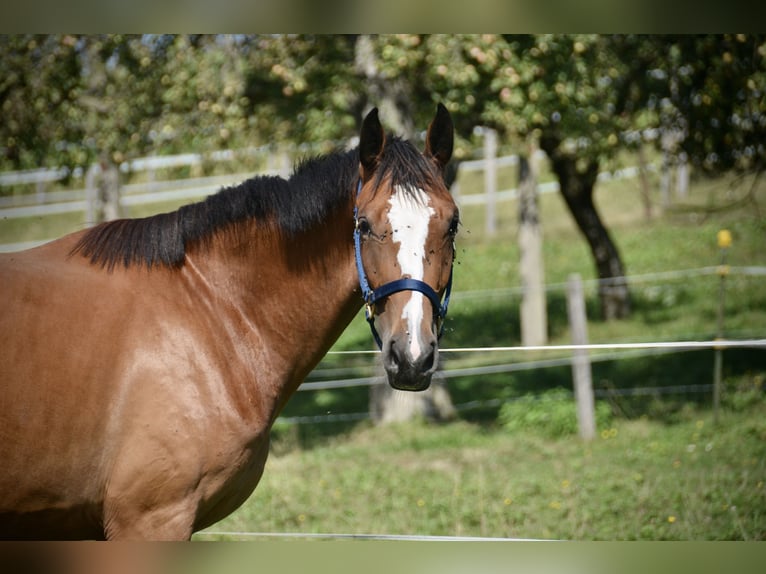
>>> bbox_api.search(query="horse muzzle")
[382,333,438,391]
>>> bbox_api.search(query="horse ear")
[359,107,385,181]
[425,103,454,171]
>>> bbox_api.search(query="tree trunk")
[354,35,415,139]
[86,156,122,225]
[369,370,457,425]
[540,134,631,320]
[637,145,653,221]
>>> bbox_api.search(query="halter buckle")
[364,301,375,321]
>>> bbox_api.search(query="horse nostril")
[384,337,404,372]
[419,340,436,374]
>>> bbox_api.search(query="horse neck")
[183,198,361,407]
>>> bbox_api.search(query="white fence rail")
[302,337,766,392]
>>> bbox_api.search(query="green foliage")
[481,35,630,158]
[0,35,268,172]
[1,35,84,169]
[241,35,361,144]
[498,389,613,438]
[641,35,766,173]
[3,34,764,175]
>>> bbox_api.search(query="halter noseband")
[354,180,453,350]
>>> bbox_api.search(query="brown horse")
[0,105,457,540]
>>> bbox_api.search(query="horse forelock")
[370,136,443,202]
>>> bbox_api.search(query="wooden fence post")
[518,148,547,347]
[85,162,97,225]
[566,273,596,441]
[86,159,122,225]
[677,151,689,200]
[483,128,497,236]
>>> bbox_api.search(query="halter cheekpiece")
[353,179,453,349]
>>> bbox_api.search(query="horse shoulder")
[96,271,275,537]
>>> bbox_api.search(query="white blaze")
[388,185,434,358]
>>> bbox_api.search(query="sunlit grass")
[200,400,766,540]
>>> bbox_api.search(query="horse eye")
[356,217,372,237]
[448,213,460,237]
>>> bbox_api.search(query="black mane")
[71,137,439,270]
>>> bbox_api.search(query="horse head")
[354,104,458,391]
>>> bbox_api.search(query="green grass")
[199,399,766,540]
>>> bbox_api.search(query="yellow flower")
[667,515,676,524]
[503,498,513,506]
[417,499,426,508]
[717,229,732,248]
[549,501,562,510]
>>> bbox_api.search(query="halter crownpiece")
[353,179,453,350]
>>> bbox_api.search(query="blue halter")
[353,180,453,349]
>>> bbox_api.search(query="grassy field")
[199,400,766,541]
[2,153,765,540]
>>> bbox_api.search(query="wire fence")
[447,265,766,302]
[281,338,765,425]
[277,264,766,426]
